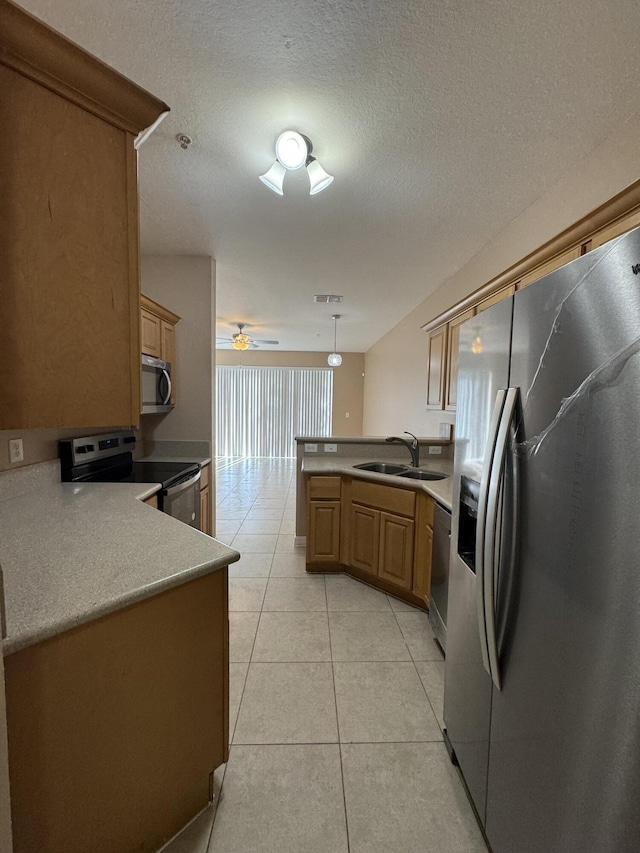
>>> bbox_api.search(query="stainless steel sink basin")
[397,469,446,481]
[353,462,408,475]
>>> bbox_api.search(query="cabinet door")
[161,320,176,403]
[308,501,341,562]
[200,486,210,535]
[141,308,162,357]
[378,512,415,590]
[413,526,433,606]
[426,325,447,409]
[445,308,475,411]
[349,504,380,575]
[0,66,140,430]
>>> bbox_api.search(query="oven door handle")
[164,469,201,497]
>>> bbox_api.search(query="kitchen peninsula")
[0,464,239,853]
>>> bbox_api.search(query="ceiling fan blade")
[252,339,279,345]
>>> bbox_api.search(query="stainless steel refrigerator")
[444,226,640,852]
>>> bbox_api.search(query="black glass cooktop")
[81,460,199,490]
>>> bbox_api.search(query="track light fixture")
[260,131,334,196]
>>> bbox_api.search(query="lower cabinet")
[307,476,342,563]
[308,500,341,562]
[349,504,380,575]
[379,512,414,590]
[306,474,437,608]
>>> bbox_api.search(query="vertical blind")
[216,366,333,457]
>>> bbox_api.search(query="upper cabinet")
[0,0,169,430]
[140,295,180,405]
[516,245,582,290]
[425,325,448,409]
[426,307,476,413]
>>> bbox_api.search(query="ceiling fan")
[216,323,279,350]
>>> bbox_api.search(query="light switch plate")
[428,445,442,455]
[324,443,338,452]
[304,443,318,452]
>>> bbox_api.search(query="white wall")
[363,111,640,436]
[140,255,216,447]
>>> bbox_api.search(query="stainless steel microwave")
[141,354,173,414]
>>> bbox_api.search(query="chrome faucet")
[385,431,420,467]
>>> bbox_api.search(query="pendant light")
[328,314,342,367]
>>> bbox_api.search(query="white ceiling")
[19,0,640,352]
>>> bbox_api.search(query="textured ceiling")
[18,0,640,352]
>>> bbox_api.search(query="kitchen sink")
[397,469,446,481]
[353,462,408,475]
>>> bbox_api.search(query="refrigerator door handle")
[476,389,506,678]
[484,386,519,691]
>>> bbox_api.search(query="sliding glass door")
[216,366,333,457]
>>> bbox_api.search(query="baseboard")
[294,536,306,548]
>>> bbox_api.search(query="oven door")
[141,355,173,414]
[162,470,201,529]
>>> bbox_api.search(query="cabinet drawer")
[308,476,341,500]
[351,479,415,517]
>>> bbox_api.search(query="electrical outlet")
[304,443,318,452]
[428,445,442,455]
[9,438,24,463]
[324,443,338,452]
[345,412,350,419]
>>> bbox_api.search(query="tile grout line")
[390,603,445,734]
[326,574,353,853]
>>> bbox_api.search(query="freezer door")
[445,295,513,824]
[485,228,640,852]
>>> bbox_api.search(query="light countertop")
[302,456,453,510]
[0,481,238,656]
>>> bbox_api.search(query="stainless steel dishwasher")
[429,503,451,652]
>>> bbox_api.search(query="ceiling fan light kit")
[260,130,334,196]
[217,323,280,350]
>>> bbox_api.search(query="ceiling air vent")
[314,295,343,303]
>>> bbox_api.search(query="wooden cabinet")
[426,324,448,409]
[476,283,517,311]
[348,480,417,591]
[5,569,229,853]
[0,2,168,431]
[590,208,640,249]
[349,503,380,575]
[517,245,581,290]
[413,492,435,607]
[378,512,414,590]
[307,476,342,563]
[308,501,341,562]
[305,473,441,609]
[445,308,475,411]
[143,493,159,509]
[141,294,180,405]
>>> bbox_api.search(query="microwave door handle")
[160,369,172,405]
[164,470,201,498]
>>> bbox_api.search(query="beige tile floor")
[162,458,487,853]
